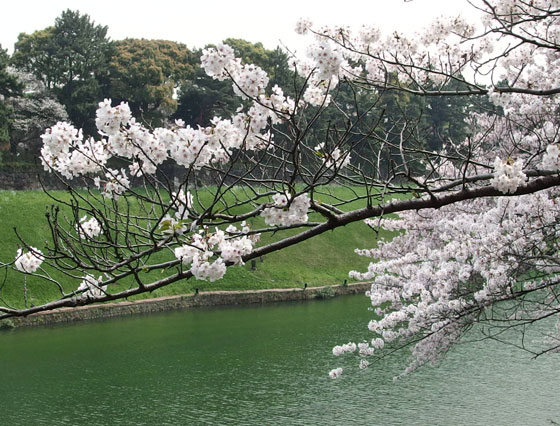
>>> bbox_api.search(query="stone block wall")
[7,283,371,328]
[0,165,71,190]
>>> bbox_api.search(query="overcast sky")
[1,0,480,54]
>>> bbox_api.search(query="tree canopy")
[107,39,194,127]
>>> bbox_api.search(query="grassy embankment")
[0,187,397,308]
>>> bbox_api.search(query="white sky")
[1,0,480,54]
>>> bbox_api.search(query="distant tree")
[7,69,68,159]
[0,45,23,155]
[106,39,194,127]
[9,28,58,88]
[11,10,113,135]
[420,78,499,152]
[173,65,235,127]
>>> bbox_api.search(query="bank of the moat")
[5,282,370,328]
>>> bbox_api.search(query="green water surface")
[1,295,559,425]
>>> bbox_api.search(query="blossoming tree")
[4,0,560,377]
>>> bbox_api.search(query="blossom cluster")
[345,192,560,375]
[93,168,130,200]
[201,43,269,100]
[40,122,109,180]
[328,367,343,379]
[260,193,311,227]
[303,84,331,107]
[289,0,560,121]
[289,13,484,95]
[294,18,312,35]
[304,0,560,377]
[200,43,236,80]
[40,91,290,199]
[96,99,132,136]
[332,342,357,356]
[14,248,44,273]
[173,223,260,282]
[76,216,103,239]
[76,274,107,299]
[491,157,527,194]
[541,144,560,171]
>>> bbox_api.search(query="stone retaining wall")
[0,163,229,191]
[0,165,72,190]
[7,282,370,328]
[0,163,185,190]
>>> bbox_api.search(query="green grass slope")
[0,188,391,307]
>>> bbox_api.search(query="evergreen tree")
[106,39,194,127]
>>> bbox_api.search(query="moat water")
[1,295,559,425]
